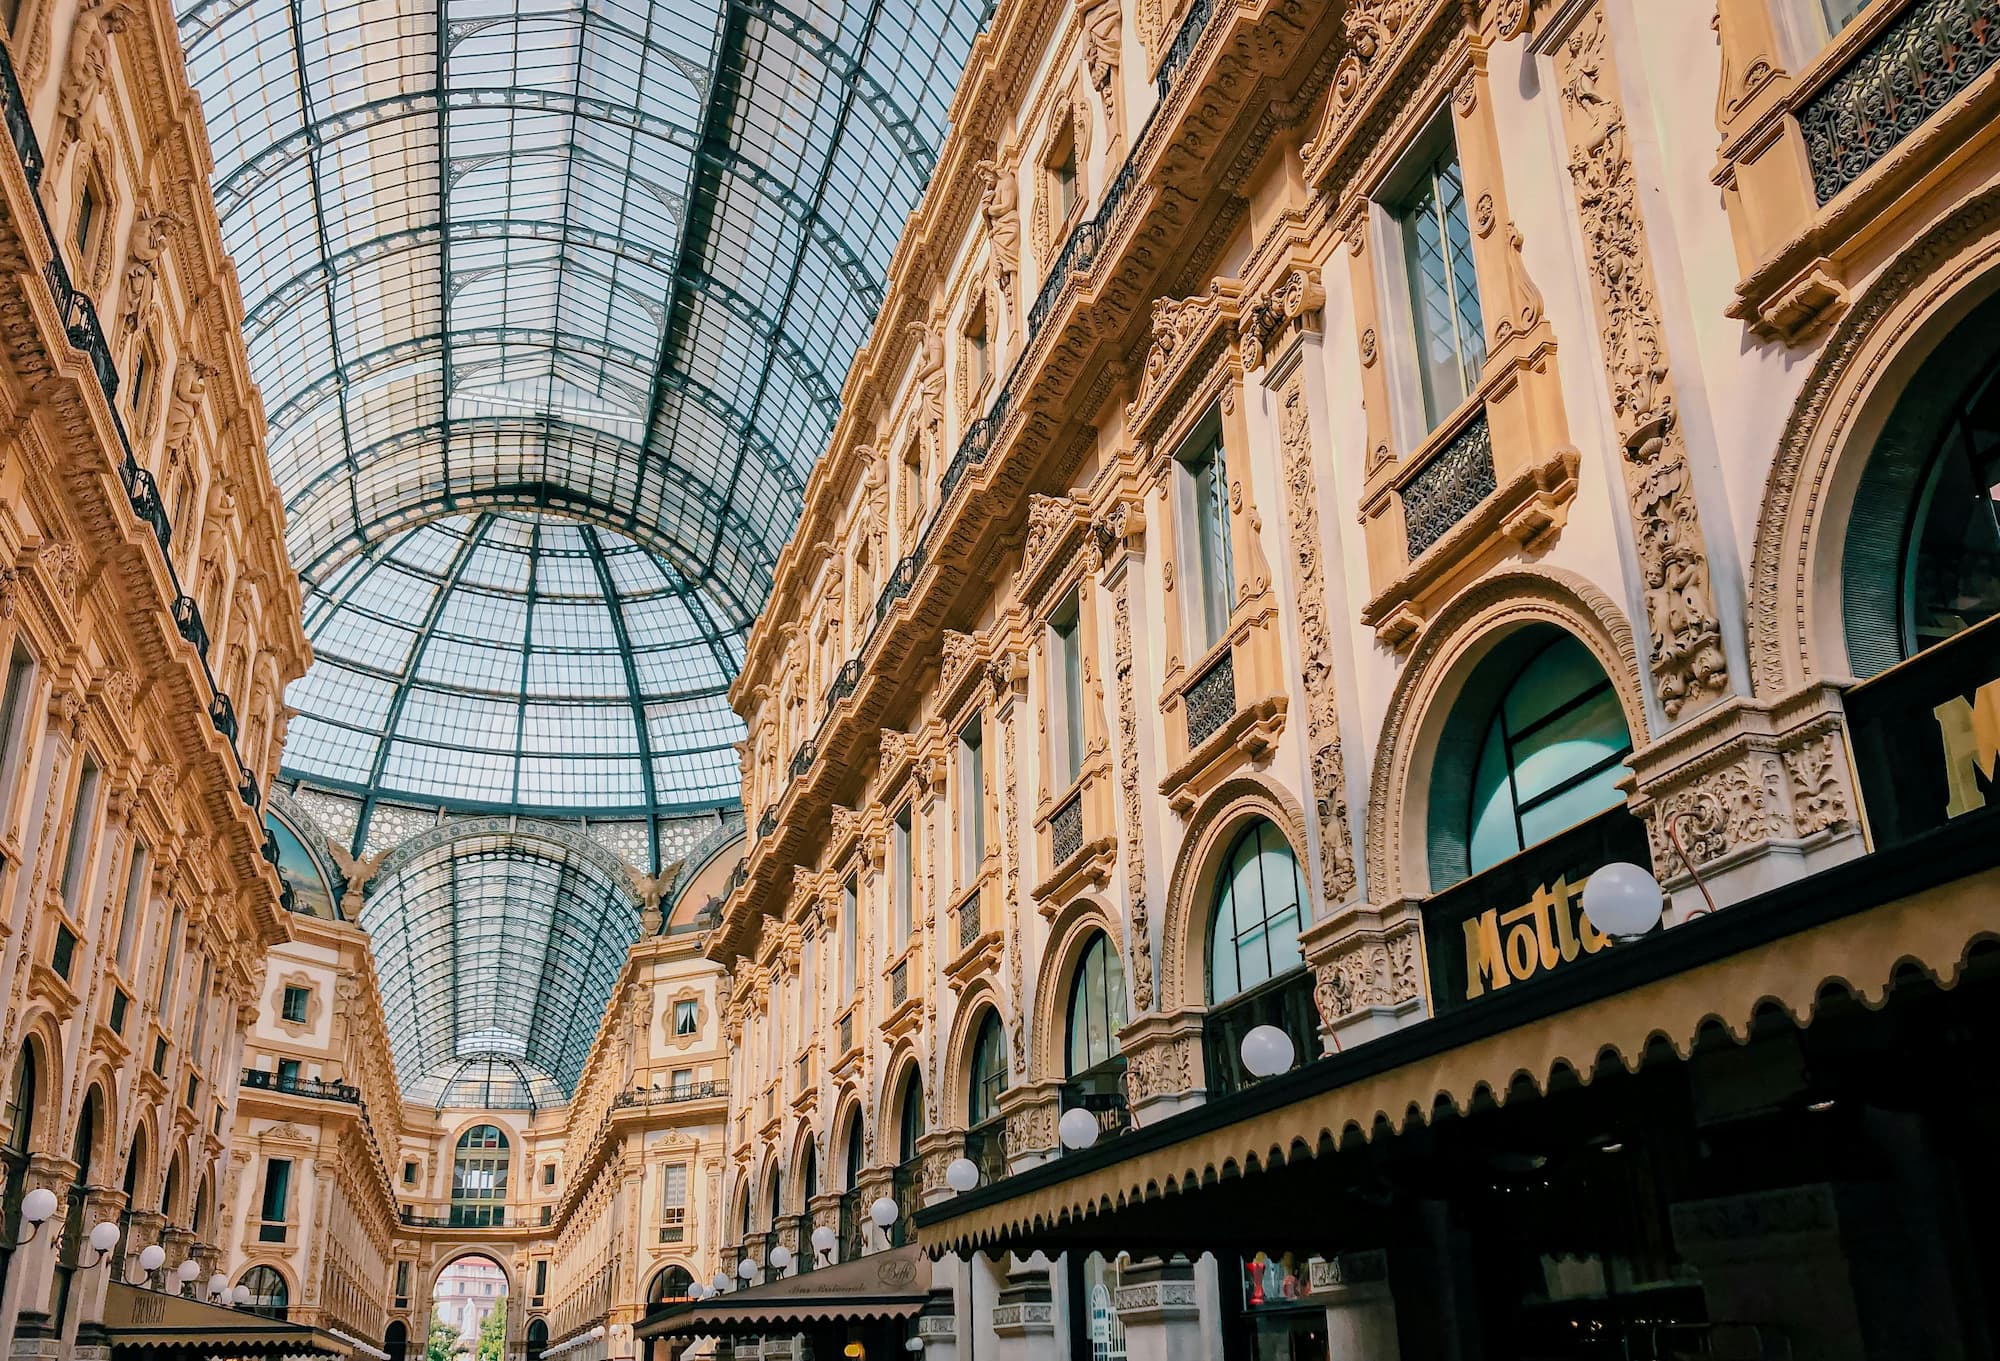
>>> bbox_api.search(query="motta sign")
[1845,616,2000,850]
[1423,810,1653,1011]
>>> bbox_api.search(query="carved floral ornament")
[1126,281,1246,441]
[1238,268,1326,372]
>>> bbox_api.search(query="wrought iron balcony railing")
[889,957,909,1009]
[1798,0,2000,204]
[209,693,238,741]
[1184,649,1237,751]
[1049,791,1084,867]
[789,740,818,780]
[612,1080,729,1109]
[1401,410,1496,560]
[239,1068,360,1104]
[824,658,862,713]
[757,807,779,840]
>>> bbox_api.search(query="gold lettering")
[1463,909,1508,1000]
[1500,893,1561,975]
[1547,875,1581,963]
[1935,679,2000,819]
[1572,873,1612,953]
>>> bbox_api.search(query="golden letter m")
[1934,678,2000,818]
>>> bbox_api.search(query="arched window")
[766,1169,782,1229]
[451,1125,509,1228]
[966,1011,1007,1128]
[1844,326,2000,673]
[1,1047,36,1294]
[525,1318,549,1361]
[1426,627,1633,886]
[800,1142,818,1204]
[1065,932,1128,1077]
[384,1320,409,1361]
[160,1158,181,1223]
[1205,821,1307,1004]
[896,1070,924,1164]
[843,1116,863,1190]
[240,1265,289,1319]
[649,1266,694,1305]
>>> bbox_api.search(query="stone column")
[118,1210,166,1288]
[2,1155,75,1360]
[66,1184,129,1361]
[915,1283,958,1361]
[1310,1252,1399,1360]
[156,1227,196,1294]
[990,1260,1054,1361]
[852,1168,894,1256]
[1114,1258,1203,1361]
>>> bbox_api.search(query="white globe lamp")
[811,1225,838,1258]
[737,1257,759,1281]
[1239,1024,1296,1079]
[87,1221,121,1257]
[138,1243,166,1274]
[769,1244,793,1271]
[1058,1107,1100,1151]
[868,1196,899,1229]
[944,1157,979,1193]
[1582,862,1664,938]
[177,1257,202,1285]
[20,1187,57,1226]
[208,1273,229,1300]
[232,1283,252,1306]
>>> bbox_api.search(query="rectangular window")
[395,1260,411,1307]
[1050,596,1085,788]
[841,878,858,997]
[661,1163,688,1242]
[403,1161,418,1185]
[108,989,127,1034]
[539,1204,552,1225]
[276,1059,300,1087]
[542,1163,556,1187]
[670,1068,693,1095]
[0,646,34,817]
[154,906,184,1012]
[73,184,95,262]
[280,986,310,1024]
[185,1074,199,1109]
[960,717,986,877]
[968,305,991,392]
[57,756,100,910]
[1180,429,1235,654]
[258,1158,291,1240]
[533,1259,548,1300]
[800,932,816,1030]
[114,844,146,972]
[189,954,213,1053]
[50,923,76,981]
[151,1036,168,1076]
[673,999,699,1036]
[892,808,913,946]
[1396,138,1486,431]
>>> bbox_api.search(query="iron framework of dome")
[286,511,745,814]
[176,0,991,812]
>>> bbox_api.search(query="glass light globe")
[711,1272,730,1293]
[232,1283,252,1305]
[944,1157,979,1193]
[178,1257,202,1283]
[906,1339,925,1353]
[139,1243,166,1272]
[88,1221,121,1253]
[1239,1024,1296,1078]
[1058,1107,1100,1151]
[737,1258,758,1280]
[20,1187,57,1225]
[868,1195,900,1228]
[1581,862,1664,937]
[769,1244,793,1270]
[811,1225,838,1254]
[208,1273,229,1299]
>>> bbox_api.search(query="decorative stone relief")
[1274,376,1358,910]
[1556,8,1728,719]
[1001,704,1026,1073]
[1122,1030,1196,1105]
[1083,0,1124,152]
[1108,568,1156,1011]
[325,842,390,916]
[1311,927,1418,1024]
[978,159,1022,306]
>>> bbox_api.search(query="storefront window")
[1228,1252,1327,1361]
[967,1010,1007,1127]
[1066,931,1127,1075]
[1898,354,2000,654]
[1205,820,1307,1004]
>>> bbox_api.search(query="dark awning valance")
[914,816,2000,1258]
[636,1245,933,1340]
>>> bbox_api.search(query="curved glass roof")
[176,0,984,603]
[360,829,637,1098]
[407,1056,567,1111]
[285,511,744,811]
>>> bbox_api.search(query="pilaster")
[1113,1257,1203,1361]
[1299,898,1424,1052]
[1116,1009,1205,1122]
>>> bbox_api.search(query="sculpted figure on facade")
[163,357,212,464]
[978,159,1022,304]
[54,0,126,168]
[120,208,181,340]
[1083,0,1124,150]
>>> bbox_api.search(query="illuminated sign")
[1422,810,1652,1012]
[1845,617,2000,849]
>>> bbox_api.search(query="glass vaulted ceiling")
[178,0,988,814]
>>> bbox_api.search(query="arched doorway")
[648,1266,694,1306]
[54,1086,101,1328]
[1,1043,38,1296]
[432,1253,508,1361]
[238,1265,289,1320]
[383,1319,408,1361]
[524,1316,548,1361]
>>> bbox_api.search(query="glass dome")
[407,1056,567,1112]
[282,511,745,814]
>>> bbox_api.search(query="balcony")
[956,893,983,952]
[400,1205,506,1229]
[874,550,922,622]
[1183,649,1237,752]
[209,693,238,742]
[889,958,908,1009]
[172,596,209,660]
[757,807,779,841]
[1048,791,1084,869]
[239,1068,359,1104]
[824,659,861,713]
[837,1010,854,1056]
[1399,412,1496,561]
[122,465,172,557]
[1200,966,1319,1098]
[612,1079,728,1110]
[788,740,817,780]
